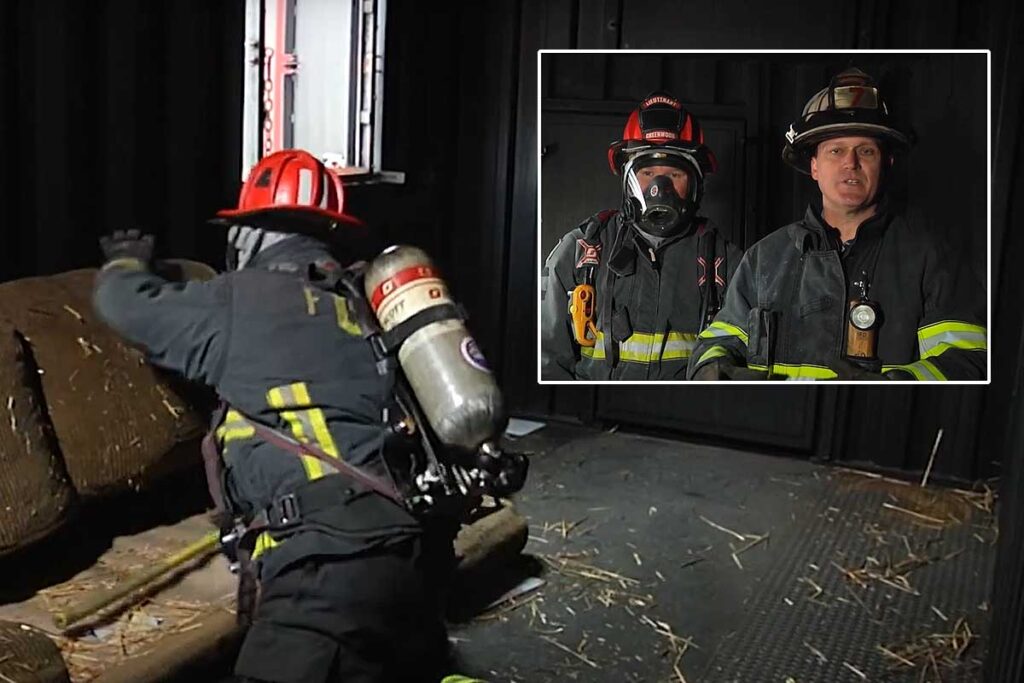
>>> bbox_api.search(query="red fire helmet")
[215,149,363,231]
[607,91,717,177]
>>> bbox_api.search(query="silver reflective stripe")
[698,321,749,345]
[620,338,654,355]
[906,360,944,381]
[278,384,298,406]
[318,172,330,208]
[581,331,695,362]
[919,329,987,357]
[297,168,314,205]
[663,338,697,356]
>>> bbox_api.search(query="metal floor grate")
[700,475,994,683]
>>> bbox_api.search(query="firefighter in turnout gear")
[541,91,743,380]
[688,68,986,381]
[93,150,463,682]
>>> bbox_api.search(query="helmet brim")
[782,124,912,175]
[211,207,374,259]
[210,205,365,230]
[609,140,717,176]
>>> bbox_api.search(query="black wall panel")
[596,386,824,453]
[619,0,860,49]
[0,0,243,279]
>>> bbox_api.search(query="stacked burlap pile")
[0,264,213,558]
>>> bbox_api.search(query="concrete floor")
[0,421,996,682]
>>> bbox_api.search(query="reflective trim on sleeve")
[882,359,948,381]
[698,321,749,346]
[917,321,987,359]
[696,345,730,365]
[748,363,837,380]
[580,330,697,363]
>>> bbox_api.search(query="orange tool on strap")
[569,285,598,347]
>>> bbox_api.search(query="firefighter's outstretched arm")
[540,236,580,380]
[93,230,229,386]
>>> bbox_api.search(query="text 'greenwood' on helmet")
[607,91,717,177]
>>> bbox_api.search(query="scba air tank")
[364,245,507,450]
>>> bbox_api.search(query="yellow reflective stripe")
[919,359,948,381]
[921,341,987,359]
[580,330,696,362]
[218,425,256,442]
[333,295,363,336]
[250,531,280,560]
[291,383,341,459]
[698,321,749,346]
[917,321,987,358]
[302,286,320,316]
[216,408,255,442]
[883,359,948,381]
[748,363,837,380]
[267,387,285,408]
[919,320,986,338]
[267,385,324,481]
[660,331,698,360]
[696,344,730,365]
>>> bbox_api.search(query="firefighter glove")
[694,359,771,381]
[828,359,906,381]
[100,229,155,266]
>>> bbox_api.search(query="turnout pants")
[234,536,452,683]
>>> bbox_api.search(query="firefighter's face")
[636,165,690,199]
[811,136,886,213]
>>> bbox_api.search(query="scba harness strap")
[328,264,468,377]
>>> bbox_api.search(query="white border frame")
[536,49,992,387]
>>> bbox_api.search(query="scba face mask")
[622,151,703,238]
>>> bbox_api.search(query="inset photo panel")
[537,50,989,384]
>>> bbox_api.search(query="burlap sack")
[0,621,70,683]
[0,327,75,557]
[0,267,210,499]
